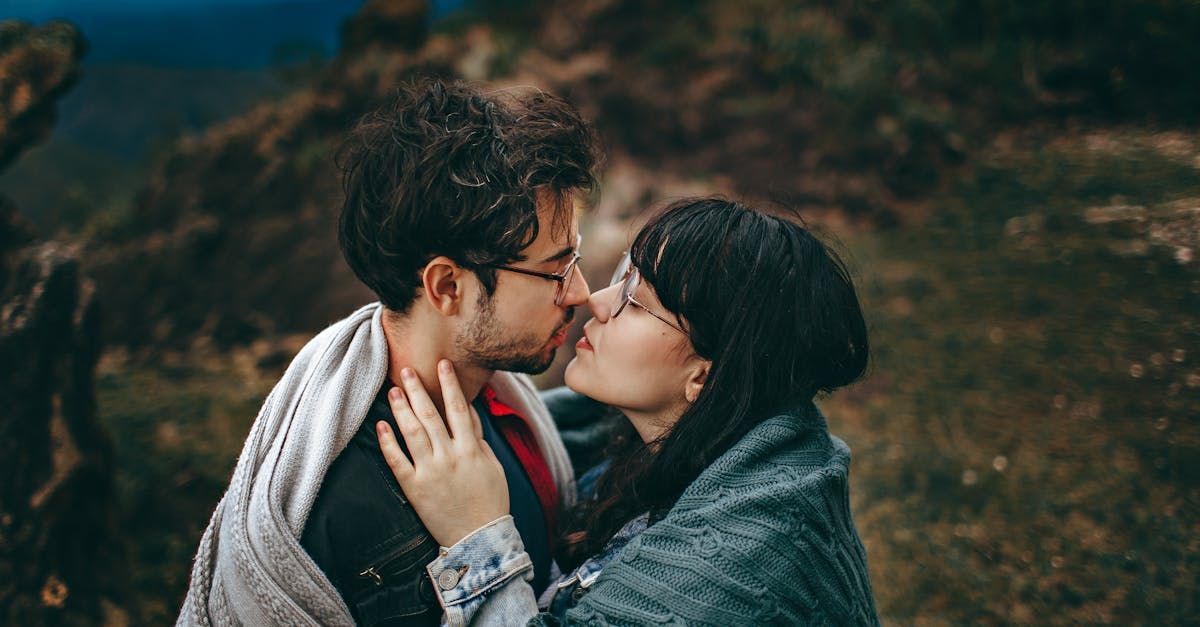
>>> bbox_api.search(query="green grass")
[823,133,1200,624]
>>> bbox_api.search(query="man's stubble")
[456,289,573,375]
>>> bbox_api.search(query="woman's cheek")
[565,348,617,403]
[563,355,589,392]
[615,339,677,402]
[567,333,636,407]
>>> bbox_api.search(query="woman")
[378,198,879,625]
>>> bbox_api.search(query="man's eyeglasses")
[486,234,582,306]
[609,252,686,334]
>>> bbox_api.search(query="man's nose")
[561,263,591,308]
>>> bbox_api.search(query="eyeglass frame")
[609,252,687,334]
[485,233,583,306]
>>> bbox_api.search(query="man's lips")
[549,324,570,347]
[576,327,593,351]
[549,310,575,342]
[548,308,576,348]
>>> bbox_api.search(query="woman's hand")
[377,359,509,548]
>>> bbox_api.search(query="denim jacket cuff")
[425,514,533,609]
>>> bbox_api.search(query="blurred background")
[1,0,1198,624]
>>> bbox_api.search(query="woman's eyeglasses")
[609,253,686,334]
[486,234,582,306]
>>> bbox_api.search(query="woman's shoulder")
[664,415,858,558]
[683,402,852,502]
[576,407,877,625]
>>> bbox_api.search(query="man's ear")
[684,359,711,404]
[420,256,468,316]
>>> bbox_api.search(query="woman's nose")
[587,284,620,322]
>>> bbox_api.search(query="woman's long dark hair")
[558,197,870,569]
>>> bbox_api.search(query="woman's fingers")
[436,360,477,444]
[399,368,450,454]
[479,439,500,465]
[469,406,483,441]
[388,386,431,459]
[373,370,512,548]
[376,420,414,479]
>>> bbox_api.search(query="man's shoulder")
[287,302,384,371]
[633,410,856,566]
[300,394,438,614]
[306,403,413,527]
[303,388,421,538]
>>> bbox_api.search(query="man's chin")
[481,346,557,375]
[520,347,558,375]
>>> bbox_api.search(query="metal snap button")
[437,567,462,590]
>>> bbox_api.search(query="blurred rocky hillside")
[0,21,120,626]
[0,20,85,171]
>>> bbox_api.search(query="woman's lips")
[575,335,593,351]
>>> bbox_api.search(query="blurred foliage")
[740,0,1200,117]
[0,19,85,173]
[95,348,274,624]
[618,0,1200,196]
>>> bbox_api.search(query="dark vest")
[300,384,552,626]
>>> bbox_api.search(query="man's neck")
[380,308,492,411]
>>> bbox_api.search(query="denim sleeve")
[425,515,541,627]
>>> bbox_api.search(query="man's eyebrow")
[540,240,578,263]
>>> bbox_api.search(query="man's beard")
[457,290,573,375]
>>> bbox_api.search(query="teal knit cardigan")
[549,401,879,626]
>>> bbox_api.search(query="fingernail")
[388,387,401,402]
[439,360,451,374]
[376,421,386,435]
[401,368,415,381]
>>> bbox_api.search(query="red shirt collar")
[482,384,523,420]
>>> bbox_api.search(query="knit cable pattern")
[562,403,879,626]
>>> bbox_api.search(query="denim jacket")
[542,513,648,619]
[425,512,649,626]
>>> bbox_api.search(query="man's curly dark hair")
[337,78,599,314]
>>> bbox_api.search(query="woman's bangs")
[629,201,722,321]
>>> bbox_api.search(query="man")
[177,78,598,626]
